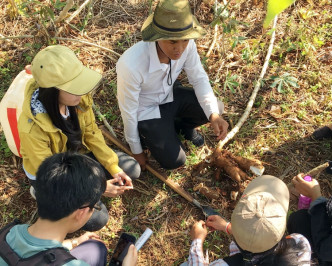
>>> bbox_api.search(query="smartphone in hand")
[109,233,136,266]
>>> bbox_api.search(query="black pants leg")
[287,209,313,246]
[138,82,208,169]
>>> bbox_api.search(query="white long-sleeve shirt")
[116,40,220,154]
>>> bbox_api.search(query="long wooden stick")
[216,16,278,151]
[100,126,195,203]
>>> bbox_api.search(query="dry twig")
[55,37,121,58]
[54,0,74,24]
[92,104,117,137]
[56,0,93,36]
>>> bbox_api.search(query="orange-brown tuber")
[213,153,250,182]
[193,183,220,200]
[222,150,264,176]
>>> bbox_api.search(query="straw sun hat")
[141,0,206,42]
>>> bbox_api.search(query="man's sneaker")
[326,161,332,175]
[30,186,36,200]
[312,126,332,140]
[182,128,204,147]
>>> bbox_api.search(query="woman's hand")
[209,113,229,140]
[122,244,138,266]
[206,215,228,232]
[190,220,208,241]
[104,178,133,198]
[112,171,133,187]
[292,174,322,201]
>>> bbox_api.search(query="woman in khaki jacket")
[18,45,140,231]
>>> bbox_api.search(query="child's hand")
[206,215,227,232]
[190,220,208,241]
[292,174,322,200]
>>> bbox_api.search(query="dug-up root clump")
[193,149,265,200]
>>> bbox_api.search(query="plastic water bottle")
[298,175,312,210]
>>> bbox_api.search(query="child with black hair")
[183,175,311,266]
[288,174,332,265]
[0,153,137,266]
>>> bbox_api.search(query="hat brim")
[141,14,206,42]
[56,66,102,96]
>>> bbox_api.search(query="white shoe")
[30,186,36,200]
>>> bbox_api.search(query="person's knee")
[71,239,107,266]
[81,202,109,231]
[116,151,141,179]
[158,150,186,170]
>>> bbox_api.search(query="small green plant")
[269,73,299,93]
[0,135,12,159]
[224,74,240,93]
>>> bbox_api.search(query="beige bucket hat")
[141,0,206,42]
[231,175,290,253]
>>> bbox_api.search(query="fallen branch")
[0,35,34,41]
[54,37,121,58]
[92,104,117,137]
[216,16,278,152]
[206,0,229,57]
[206,23,218,58]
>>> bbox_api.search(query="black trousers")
[287,209,313,246]
[138,81,209,169]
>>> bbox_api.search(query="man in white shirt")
[117,0,228,170]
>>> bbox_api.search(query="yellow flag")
[263,0,296,28]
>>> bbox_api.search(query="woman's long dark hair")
[38,87,83,152]
[238,236,310,266]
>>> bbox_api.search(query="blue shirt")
[0,224,88,265]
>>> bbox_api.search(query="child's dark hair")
[238,236,310,265]
[35,152,106,221]
[38,87,82,151]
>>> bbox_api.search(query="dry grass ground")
[0,0,331,265]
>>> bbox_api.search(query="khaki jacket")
[18,79,122,177]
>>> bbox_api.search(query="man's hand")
[112,171,133,187]
[292,174,322,201]
[77,232,101,244]
[206,215,228,232]
[209,113,229,140]
[122,244,138,266]
[104,178,133,198]
[190,220,208,241]
[133,152,148,171]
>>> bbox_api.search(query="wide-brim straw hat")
[141,0,206,42]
